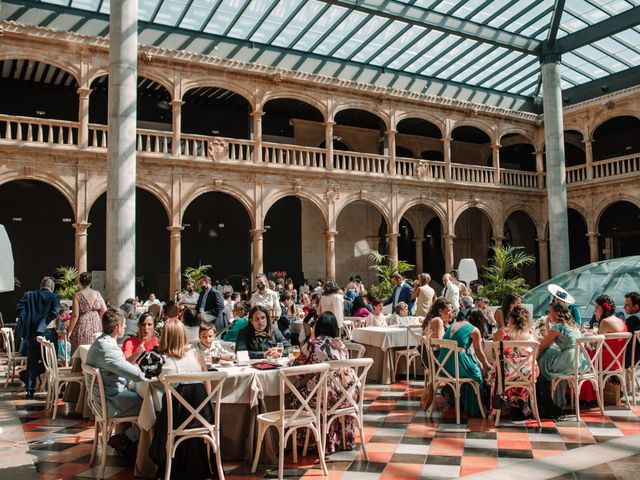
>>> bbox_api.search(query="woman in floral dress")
[67,271,106,353]
[291,311,358,454]
[491,305,539,414]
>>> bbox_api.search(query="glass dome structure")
[523,256,640,320]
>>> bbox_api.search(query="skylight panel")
[435,43,494,78]
[71,0,102,10]
[249,0,303,44]
[270,1,327,47]
[366,25,425,66]
[154,0,189,27]
[320,16,387,57]
[293,8,361,50]
[225,1,275,39]
[178,0,219,31]
[351,22,407,63]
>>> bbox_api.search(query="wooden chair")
[550,335,605,422]
[160,371,229,480]
[37,336,83,419]
[323,358,373,460]
[490,340,541,427]
[427,337,486,424]
[626,331,640,406]
[82,364,141,479]
[599,332,632,409]
[392,324,423,383]
[344,341,366,359]
[251,363,329,480]
[1,327,27,387]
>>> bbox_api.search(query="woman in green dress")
[437,319,491,416]
[538,301,588,409]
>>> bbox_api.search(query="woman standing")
[121,312,159,363]
[413,273,435,318]
[68,271,107,353]
[318,281,344,328]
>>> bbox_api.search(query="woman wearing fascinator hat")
[548,284,582,326]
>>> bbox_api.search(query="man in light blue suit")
[85,307,147,418]
[383,273,414,312]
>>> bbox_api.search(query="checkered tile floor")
[6,379,640,479]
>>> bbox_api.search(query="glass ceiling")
[3,0,640,111]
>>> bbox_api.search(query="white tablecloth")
[351,325,420,351]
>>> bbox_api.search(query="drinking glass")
[276,342,284,356]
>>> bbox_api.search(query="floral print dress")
[290,335,358,453]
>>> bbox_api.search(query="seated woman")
[235,305,292,359]
[437,312,491,417]
[387,301,409,326]
[150,319,215,479]
[277,292,298,343]
[121,312,159,364]
[194,323,234,363]
[467,308,491,340]
[422,298,453,340]
[181,307,200,344]
[581,294,627,402]
[365,299,387,327]
[490,306,539,416]
[538,301,587,415]
[222,301,249,343]
[495,293,521,329]
[350,294,371,318]
[291,312,358,453]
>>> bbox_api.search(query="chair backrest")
[325,358,373,417]
[395,316,423,326]
[148,304,161,317]
[279,363,329,426]
[82,364,108,422]
[601,332,632,373]
[1,327,16,358]
[492,340,539,389]
[631,331,640,369]
[429,337,462,383]
[36,336,58,378]
[344,341,365,359]
[160,371,228,437]
[576,335,604,378]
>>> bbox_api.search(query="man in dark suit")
[16,276,60,399]
[624,291,640,368]
[384,273,414,312]
[195,275,226,331]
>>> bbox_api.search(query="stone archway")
[504,210,538,286]
[454,207,494,274]
[88,188,170,300]
[0,180,75,316]
[598,201,640,260]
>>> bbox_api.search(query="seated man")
[86,307,147,418]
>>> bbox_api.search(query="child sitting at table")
[56,303,72,363]
[193,323,234,363]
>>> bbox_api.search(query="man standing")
[250,274,281,318]
[16,276,60,399]
[195,275,226,331]
[442,273,460,316]
[624,291,640,368]
[384,273,413,311]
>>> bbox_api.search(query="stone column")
[73,222,91,273]
[326,230,337,281]
[535,150,545,188]
[106,0,138,305]
[538,238,549,282]
[251,110,264,164]
[442,136,452,181]
[584,139,594,181]
[493,142,501,185]
[171,100,184,156]
[387,129,397,176]
[587,232,600,263]
[542,54,570,276]
[443,234,455,273]
[77,87,91,148]
[493,236,503,248]
[251,228,265,279]
[414,237,424,275]
[324,121,335,170]
[387,233,400,268]
[167,225,184,296]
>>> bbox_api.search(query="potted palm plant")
[55,265,79,306]
[183,263,212,293]
[480,245,535,306]
[367,250,414,300]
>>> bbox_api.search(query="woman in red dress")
[581,294,627,402]
[121,312,159,364]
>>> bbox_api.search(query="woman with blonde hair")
[151,319,214,478]
[413,273,435,317]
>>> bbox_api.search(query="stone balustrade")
[1,113,636,189]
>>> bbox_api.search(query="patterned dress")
[291,336,358,453]
[71,290,105,353]
[491,329,539,410]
